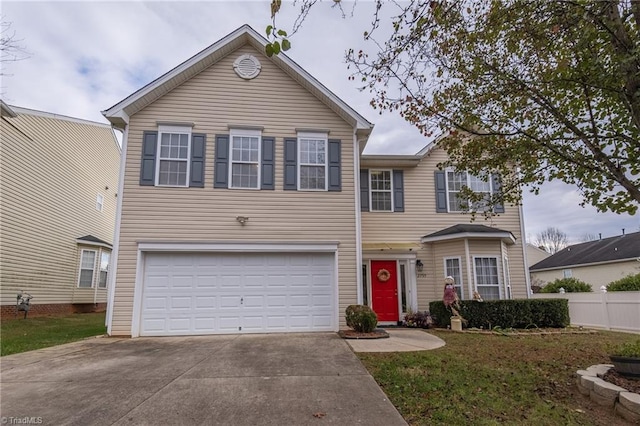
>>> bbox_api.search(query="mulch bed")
[338,329,389,339]
[602,369,640,394]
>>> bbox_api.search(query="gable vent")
[233,54,261,80]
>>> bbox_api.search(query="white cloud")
[2,0,637,239]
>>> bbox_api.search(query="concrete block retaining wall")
[576,365,640,422]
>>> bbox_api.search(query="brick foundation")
[0,303,107,319]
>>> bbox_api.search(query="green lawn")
[1,312,107,356]
[359,330,636,426]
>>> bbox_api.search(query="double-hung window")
[446,170,493,212]
[444,257,464,299]
[230,129,261,189]
[298,132,327,190]
[156,126,191,187]
[99,251,110,288]
[369,170,393,211]
[474,256,500,300]
[78,250,97,288]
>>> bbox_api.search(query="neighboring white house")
[530,231,640,289]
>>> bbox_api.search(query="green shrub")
[611,339,640,358]
[345,304,378,333]
[539,278,592,293]
[607,273,640,292]
[428,299,570,329]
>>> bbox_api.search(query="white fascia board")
[1,100,17,117]
[136,241,340,252]
[102,25,374,134]
[421,232,516,245]
[360,155,421,168]
[530,257,639,272]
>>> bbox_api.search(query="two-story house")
[102,25,529,337]
[1,101,121,317]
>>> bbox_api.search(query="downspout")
[106,123,129,334]
[519,204,532,298]
[353,128,363,304]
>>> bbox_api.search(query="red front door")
[371,260,399,322]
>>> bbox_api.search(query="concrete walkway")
[346,329,446,353]
[1,333,407,426]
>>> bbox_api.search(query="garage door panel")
[170,297,192,310]
[219,296,241,309]
[195,296,216,309]
[140,252,335,336]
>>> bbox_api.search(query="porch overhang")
[421,224,516,245]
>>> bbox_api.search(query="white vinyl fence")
[531,292,640,333]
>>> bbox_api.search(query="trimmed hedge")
[607,273,640,292]
[345,304,378,332]
[539,277,592,293]
[428,299,570,329]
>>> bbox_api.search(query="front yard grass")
[359,330,636,426]
[1,312,106,356]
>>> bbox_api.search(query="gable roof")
[77,235,113,248]
[530,231,640,271]
[102,24,373,137]
[421,224,516,245]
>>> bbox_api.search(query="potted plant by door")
[610,339,640,379]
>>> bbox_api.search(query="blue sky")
[2,1,638,243]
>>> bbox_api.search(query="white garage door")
[140,252,335,336]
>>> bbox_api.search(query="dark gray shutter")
[283,138,297,190]
[214,135,229,188]
[328,139,341,191]
[189,133,206,188]
[261,137,275,190]
[360,169,369,211]
[393,169,404,212]
[492,173,505,213]
[435,170,447,213]
[140,131,157,186]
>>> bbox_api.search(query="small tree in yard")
[535,227,569,254]
[266,0,640,216]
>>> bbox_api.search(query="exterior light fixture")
[416,259,424,272]
[236,216,249,225]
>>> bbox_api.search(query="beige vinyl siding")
[111,45,358,335]
[0,111,120,306]
[361,147,528,304]
[532,260,640,289]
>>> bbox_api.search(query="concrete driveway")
[1,333,407,425]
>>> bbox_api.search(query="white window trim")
[443,256,464,299]
[368,169,394,212]
[155,125,192,187]
[503,256,511,299]
[229,128,262,190]
[96,194,104,212]
[445,168,494,213]
[472,255,502,299]
[563,269,572,278]
[98,251,110,289]
[297,131,328,191]
[78,249,97,288]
